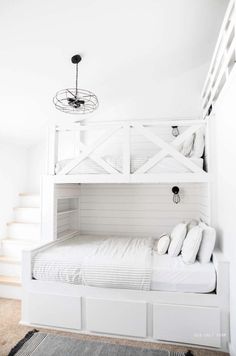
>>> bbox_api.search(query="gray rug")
[9,330,189,356]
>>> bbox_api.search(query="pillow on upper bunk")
[197,222,216,263]
[155,234,170,255]
[192,128,205,158]
[168,223,187,257]
[182,225,203,264]
[181,134,195,157]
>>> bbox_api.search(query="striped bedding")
[32,235,154,291]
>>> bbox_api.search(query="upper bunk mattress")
[32,235,216,293]
[55,155,203,175]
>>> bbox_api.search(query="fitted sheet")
[151,253,216,293]
[32,235,216,293]
[55,155,203,175]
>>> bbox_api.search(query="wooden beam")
[134,124,203,174]
[122,124,131,176]
[79,142,121,174]
[134,123,203,173]
[58,126,121,175]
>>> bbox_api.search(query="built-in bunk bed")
[21,0,236,351]
[21,118,229,352]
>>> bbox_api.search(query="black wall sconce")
[171,126,179,137]
[172,186,180,204]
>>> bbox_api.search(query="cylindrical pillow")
[181,134,195,157]
[182,226,203,264]
[197,222,216,263]
[155,234,170,255]
[168,223,187,257]
[192,128,205,158]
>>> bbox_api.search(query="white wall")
[79,183,208,238]
[27,140,47,193]
[0,142,28,239]
[210,69,236,355]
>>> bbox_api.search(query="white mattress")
[151,253,216,293]
[32,235,216,293]
[55,155,203,175]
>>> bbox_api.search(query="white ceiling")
[0,0,229,146]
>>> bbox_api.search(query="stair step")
[7,222,40,240]
[0,256,21,276]
[19,194,40,208]
[0,275,21,286]
[0,256,20,264]
[1,238,40,259]
[14,207,40,223]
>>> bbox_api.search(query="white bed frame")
[48,119,209,184]
[21,237,229,352]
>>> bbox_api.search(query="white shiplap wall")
[79,183,209,238]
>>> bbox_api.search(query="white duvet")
[32,235,216,293]
[33,235,154,291]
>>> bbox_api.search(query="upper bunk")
[202,0,236,118]
[48,119,209,184]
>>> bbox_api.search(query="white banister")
[201,0,236,118]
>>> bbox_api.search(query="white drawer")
[153,303,221,348]
[28,293,81,330]
[86,297,147,338]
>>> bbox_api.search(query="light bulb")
[171,126,179,137]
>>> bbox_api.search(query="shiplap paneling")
[79,184,209,238]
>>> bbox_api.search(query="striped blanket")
[32,235,154,291]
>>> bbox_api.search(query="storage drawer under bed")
[153,303,221,348]
[85,297,147,338]
[27,293,82,330]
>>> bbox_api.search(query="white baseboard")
[229,342,236,356]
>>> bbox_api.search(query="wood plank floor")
[0,298,228,356]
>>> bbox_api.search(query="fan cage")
[53,88,99,114]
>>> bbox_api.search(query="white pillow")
[192,128,205,158]
[197,222,216,263]
[181,134,195,157]
[182,226,203,264]
[168,223,187,257]
[155,234,170,255]
[186,219,199,233]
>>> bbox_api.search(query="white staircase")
[0,193,41,299]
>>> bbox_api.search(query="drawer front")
[153,303,221,348]
[28,293,81,330]
[86,298,147,338]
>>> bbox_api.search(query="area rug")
[8,330,192,356]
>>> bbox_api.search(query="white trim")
[229,342,236,356]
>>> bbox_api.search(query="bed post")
[47,124,58,175]
[40,175,56,241]
[213,249,230,350]
[122,123,131,178]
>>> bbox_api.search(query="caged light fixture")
[171,126,179,137]
[53,54,98,115]
[172,186,180,204]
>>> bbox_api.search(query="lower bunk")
[21,234,229,352]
